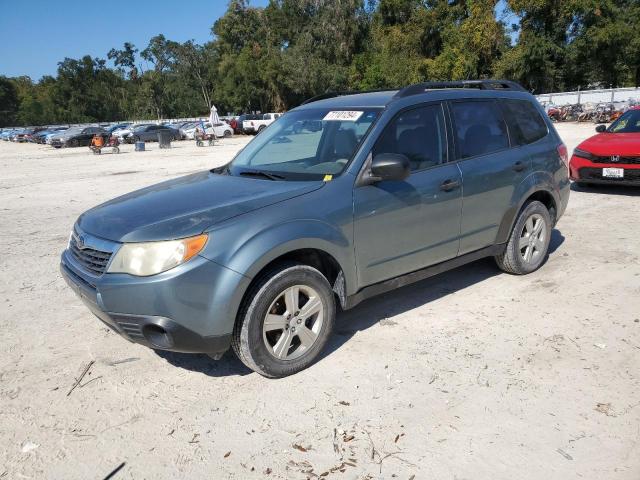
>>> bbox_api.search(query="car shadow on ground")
[571,182,640,196]
[157,230,566,377]
[155,349,253,377]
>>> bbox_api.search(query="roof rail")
[394,79,526,99]
[300,88,396,106]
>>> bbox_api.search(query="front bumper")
[60,248,249,355]
[570,155,640,185]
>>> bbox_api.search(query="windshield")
[609,109,640,133]
[228,108,380,180]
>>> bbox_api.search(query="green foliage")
[0,76,19,127]
[4,0,639,126]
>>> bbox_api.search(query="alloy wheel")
[262,285,324,361]
[519,213,546,264]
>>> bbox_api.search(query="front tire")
[232,263,335,378]
[495,200,552,275]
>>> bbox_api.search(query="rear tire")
[232,263,335,378]
[495,201,551,275]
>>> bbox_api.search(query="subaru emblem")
[611,155,620,162]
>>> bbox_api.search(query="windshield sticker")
[323,111,364,122]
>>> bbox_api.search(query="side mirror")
[364,153,411,184]
[595,124,607,133]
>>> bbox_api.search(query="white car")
[242,113,282,134]
[182,122,233,140]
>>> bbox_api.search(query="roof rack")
[300,88,395,106]
[394,79,526,99]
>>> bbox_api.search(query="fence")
[536,87,640,105]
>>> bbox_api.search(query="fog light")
[143,324,173,349]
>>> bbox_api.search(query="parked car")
[113,124,152,143]
[570,106,640,186]
[50,126,106,148]
[1,129,19,141]
[60,80,569,377]
[11,128,34,142]
[33,126,68,144]
[243,112,282,134]
[130,124,180,143]
[163,122,190,137]
[234,114,261,134]
[107,123,131,134]
[182,121,233,140]
[45,128,69,144]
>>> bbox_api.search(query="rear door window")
[450,100,509,159]
[372,103,447,171]
[501,99,548,145]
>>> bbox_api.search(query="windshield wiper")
[238,170,286,181]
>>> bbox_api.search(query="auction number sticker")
[323,111,364,121]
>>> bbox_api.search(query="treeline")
[1,0,639,127]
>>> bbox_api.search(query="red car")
[570,106,640,186]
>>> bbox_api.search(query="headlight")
[573,148,597,161]
[107,234,208,276]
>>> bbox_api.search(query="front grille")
[591,155,640,165]
[69,234,112,275]
[579,167,640,183]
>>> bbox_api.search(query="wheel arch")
[239,247,347,314]
[496,175,559,245]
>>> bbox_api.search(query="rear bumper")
[570,155,640,185]
[59,249,248,355]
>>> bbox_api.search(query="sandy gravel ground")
[0,125,638,480]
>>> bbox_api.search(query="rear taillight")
[557,143,569,168]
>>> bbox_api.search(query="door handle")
[440,179,460,192]
[513,161,527,172]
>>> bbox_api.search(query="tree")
[3,0,640,126]
[0,76,19,127]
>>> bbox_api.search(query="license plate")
[602,168,624,178]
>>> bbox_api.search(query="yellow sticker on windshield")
[323,174,333,182]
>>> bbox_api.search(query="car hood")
[578,132,640,156]
[77,171,324,242]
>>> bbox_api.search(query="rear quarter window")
[501,99,548,145]
[451,100,509,159]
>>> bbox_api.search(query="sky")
[0,0,269,81]
[0,0,518,81]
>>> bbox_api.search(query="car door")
[145,125,158,141]
[81,128,96,145]
[353,102,463,287]
[449,99,531,255]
